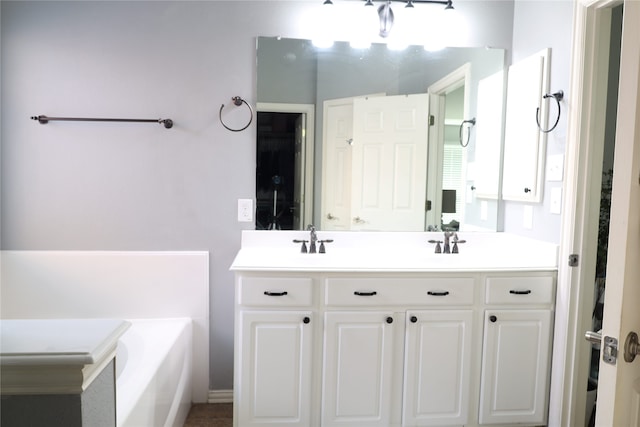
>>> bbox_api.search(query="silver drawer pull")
[509,289,532,295]
[427,291,450,296]
[354,291,377,296]
[264,291,288,296]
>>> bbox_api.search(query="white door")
[403,310,473,426]
[237,311,314,426]
[595,1,640,424]
[321,98,355,230]
[350,94,430,231]
[479,309,553,425]
[322,311,403,426]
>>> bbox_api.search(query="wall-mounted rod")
[31,115,174,129]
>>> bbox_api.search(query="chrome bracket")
[603,336,618,365]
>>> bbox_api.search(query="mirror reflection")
[256,36,505,231]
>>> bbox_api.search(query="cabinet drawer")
[238,276,313,307]
[325,277,475,307]
[485,276,555,305]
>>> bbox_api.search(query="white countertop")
[230,231,559,272]
[0,318,130,394]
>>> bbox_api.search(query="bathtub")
[116,318,193,427]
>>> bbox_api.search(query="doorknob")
[353,216,366,224]
[585,330,602,345]
[624,331,640,363]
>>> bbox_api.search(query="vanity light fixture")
[323,0,454,38]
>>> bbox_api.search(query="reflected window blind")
[442,141,463,223]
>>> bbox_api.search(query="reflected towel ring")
[219,96,253,132]
[459,118,476,148]
[536,90,564,133]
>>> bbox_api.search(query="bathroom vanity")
[231,231,558,427]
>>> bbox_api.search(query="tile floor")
[183,403,233,427]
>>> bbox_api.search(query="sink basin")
[230,231,559,272]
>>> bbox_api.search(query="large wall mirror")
[256,36,506,232]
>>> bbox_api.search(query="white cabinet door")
[237,310,314,426]
[479,309,552,425]
[403,310,473,426]
[501,49,550,203]
[322,311,403,426]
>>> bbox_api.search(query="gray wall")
[1,0,569,391]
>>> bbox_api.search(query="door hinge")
[429,115,435,126]
[568,254,579,267]
[425,200,432,211]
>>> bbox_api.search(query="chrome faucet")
[443,231,453,254]
[428,232,465,254]
[307,224,318,254]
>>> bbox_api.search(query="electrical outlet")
[237,199,253,222]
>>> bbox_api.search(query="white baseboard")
[208,389,233,403]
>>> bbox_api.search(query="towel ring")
[536,90,564,133]
[459,118,476,148]
[219,96,253,132]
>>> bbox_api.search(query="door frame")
[427,63,471,229]
[256,102,315,228]
[551,0,621,425]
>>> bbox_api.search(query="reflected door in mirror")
[323,94,430,231]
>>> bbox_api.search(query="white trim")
[427,63,471,229]
[551,0,619,426]
[256,102,315,228]
[208,389,234,403]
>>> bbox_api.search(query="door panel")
[596,1,640,424]
[403,310,473,426]
[238,311,313,426]
[351,94,430,231]
[480,310,552,425]
[322,99,354,230]
[322,311,402,426]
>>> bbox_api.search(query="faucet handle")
[428,239,443,254]
[318,239,334,254]
[451,239,466,254]
[292,239,309,253]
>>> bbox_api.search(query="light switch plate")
[481,201,488,220]
[546,154,564,182]
[550,187,562,214]
[237,199,253,222]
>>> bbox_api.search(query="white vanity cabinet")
[322,310,404,426]
[479,274,555,425]
[234,276,318,426]
[233,266,556,427]
[403,309,474,426]
[321,276,476,426]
